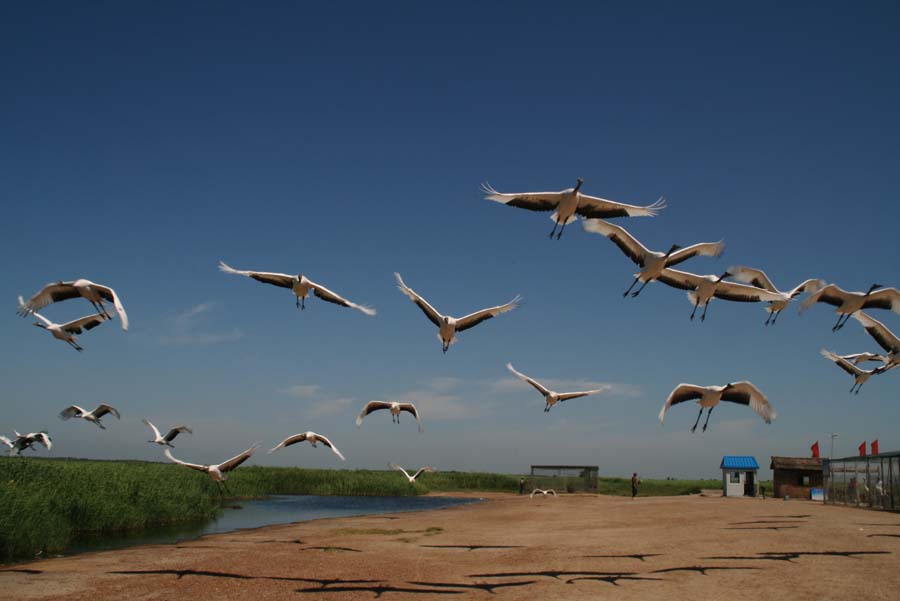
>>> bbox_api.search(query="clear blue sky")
[2,2,898,479]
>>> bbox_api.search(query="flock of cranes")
[6,179,899,486]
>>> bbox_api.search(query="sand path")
[3,492,899,600]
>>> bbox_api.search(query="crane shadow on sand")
[419,544,524,551]
[110,569,379,588]
[704,550,891,563]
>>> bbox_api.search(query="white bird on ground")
[506,363,606,412]
[142,419,193,447]
[17,279,128,331]
[268,431,346,461]
[394,273,521,353]
[164,444,259,493]
[218,261,375,316]
[483,179,666,240]
[800,284,900,331]
[850,312,899,370]
[659,382,776,433]
[530,488,557,498]
[390,463,433,484]
[59,403,121,429]
[655,269,789,322]
[582,219,725,298]
[18,297,110,352]
[820,349,888,394]
[1,431,52,455]
[356,401,423,431]
[726,266,825,326]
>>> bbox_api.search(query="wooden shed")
[770,456,823,499]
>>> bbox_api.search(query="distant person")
[519,478,525,495]
[876,477,885,508]
[760,483,766,499]
[631,473,639,499]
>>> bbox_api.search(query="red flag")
[811,441,820,458]
[859,441,867,457]
[872,440,879,455]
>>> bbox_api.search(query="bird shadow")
[295,584,462,597]
[868,534,900,539]
[0,569,43,575]
[724,526,801,531]
[729,520,808,525]
[110,568,378,588]
[407,580,537,594]
[565,574,663,586]
[584,553,662,562]
[650,566,760,576]
[301,546,362,553]
[469,570,654,586]
[705,550,890,563]
[419,545,523,551]
[757,514,811,519]
[858,523,900,527]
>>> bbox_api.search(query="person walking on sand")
[519,477,525,495]
[631,473,640,499]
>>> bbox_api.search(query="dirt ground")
[3,492,899,600]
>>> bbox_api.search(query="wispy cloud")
[304,397,354,419]
[159,302,243,346]
[389,376,491,421]
[281,384,323,398]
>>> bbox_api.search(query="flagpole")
[829,432,839,459]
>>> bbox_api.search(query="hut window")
[801,475,810,486]
[730,472,740,483]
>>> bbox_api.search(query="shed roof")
[720,456,759,470]
[770,456,823,471]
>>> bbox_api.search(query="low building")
[770,456,823,500]
[720,456,759,497]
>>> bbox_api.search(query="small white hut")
[720,456,759,497]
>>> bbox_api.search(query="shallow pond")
[66,494,479,556]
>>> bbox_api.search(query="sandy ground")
[3,492,900,601]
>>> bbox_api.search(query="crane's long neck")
[574,178,584,193]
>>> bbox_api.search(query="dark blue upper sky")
[2,2,898,477]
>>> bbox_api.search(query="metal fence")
[528,465,598,492]
[824,452,900,511]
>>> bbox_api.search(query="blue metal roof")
[720,456,759,470]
